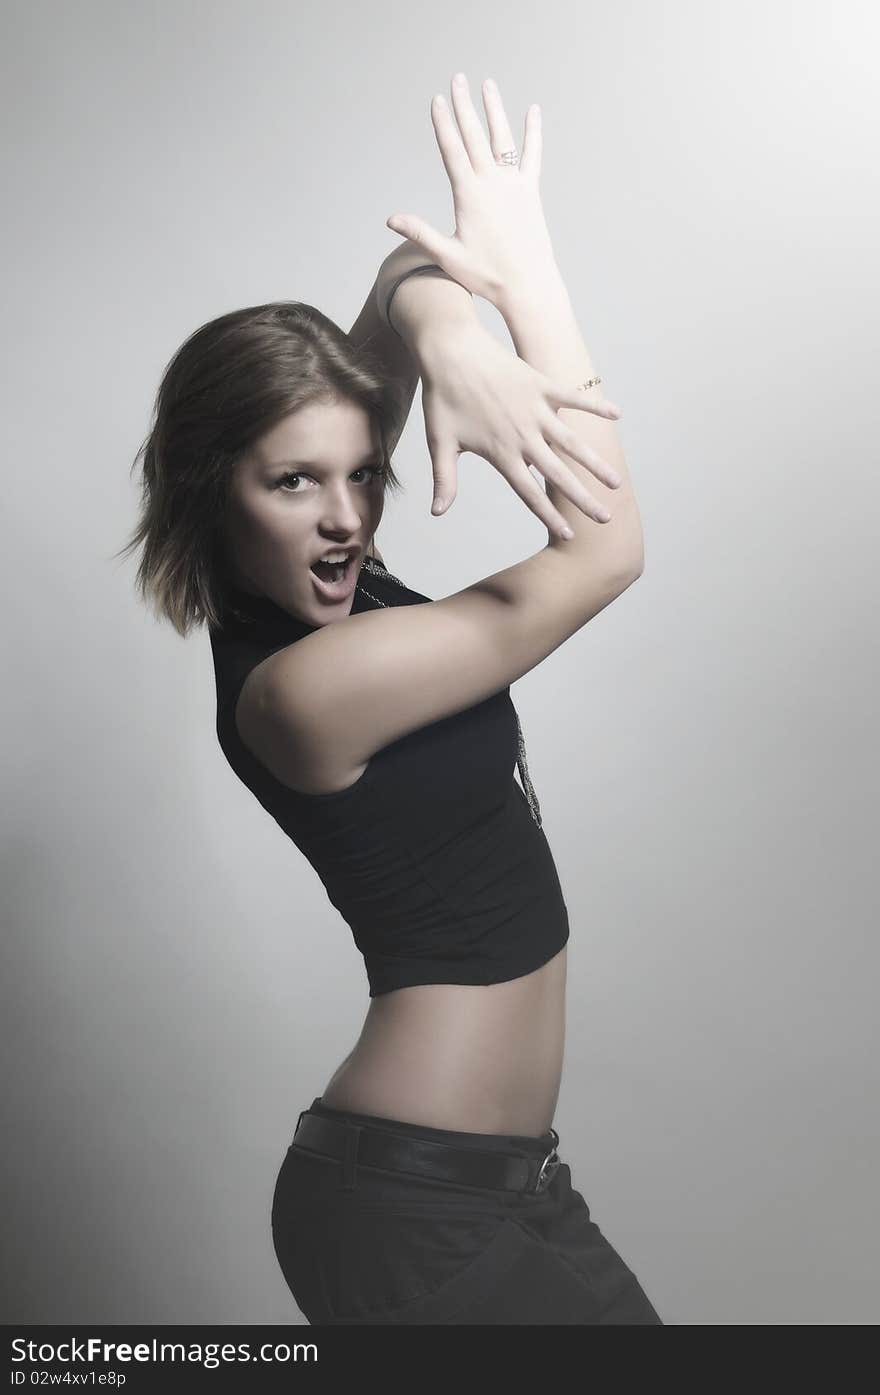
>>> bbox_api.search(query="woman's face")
[222,397,386,626]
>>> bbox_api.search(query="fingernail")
[432,497,445,515]
[560,525,575,540]
[608,403,623,417]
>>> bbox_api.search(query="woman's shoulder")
[221,560,433,795]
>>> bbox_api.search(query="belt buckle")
[533,1129,561,1193]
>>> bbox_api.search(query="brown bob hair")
[115,301,407,637]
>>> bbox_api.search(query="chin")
[304,595,355,626]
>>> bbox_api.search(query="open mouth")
[309,553,357,599]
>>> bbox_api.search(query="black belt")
[291,1110,561,1194]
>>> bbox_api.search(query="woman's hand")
[385,74,560,310]
[415,315,623,535]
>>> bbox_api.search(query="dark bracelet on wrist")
[383,263,472,338]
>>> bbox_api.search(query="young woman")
[122,74,661,1324]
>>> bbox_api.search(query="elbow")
[613,560,644,595]
[609,548,644,594]
[625,549,645,583]
[613,536,645,589]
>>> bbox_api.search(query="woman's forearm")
[498,273,644,575]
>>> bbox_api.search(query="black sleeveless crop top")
[209,560,570,997]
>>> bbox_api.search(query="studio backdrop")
[1,0,877,1325]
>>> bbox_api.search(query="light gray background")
[2,0,877,1326]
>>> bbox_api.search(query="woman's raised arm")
[379,74,631,544]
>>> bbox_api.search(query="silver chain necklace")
[358,556,543,827]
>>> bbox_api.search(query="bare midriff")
[319,945,567,1138]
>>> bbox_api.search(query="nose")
[319,482,364,538]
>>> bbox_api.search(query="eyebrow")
[267,452,382,471]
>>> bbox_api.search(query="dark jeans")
[271,1096,663,1325]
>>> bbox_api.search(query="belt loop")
[341,1124,362,1191]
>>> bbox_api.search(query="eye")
[276,471,307,492]
[352,465,384,484]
